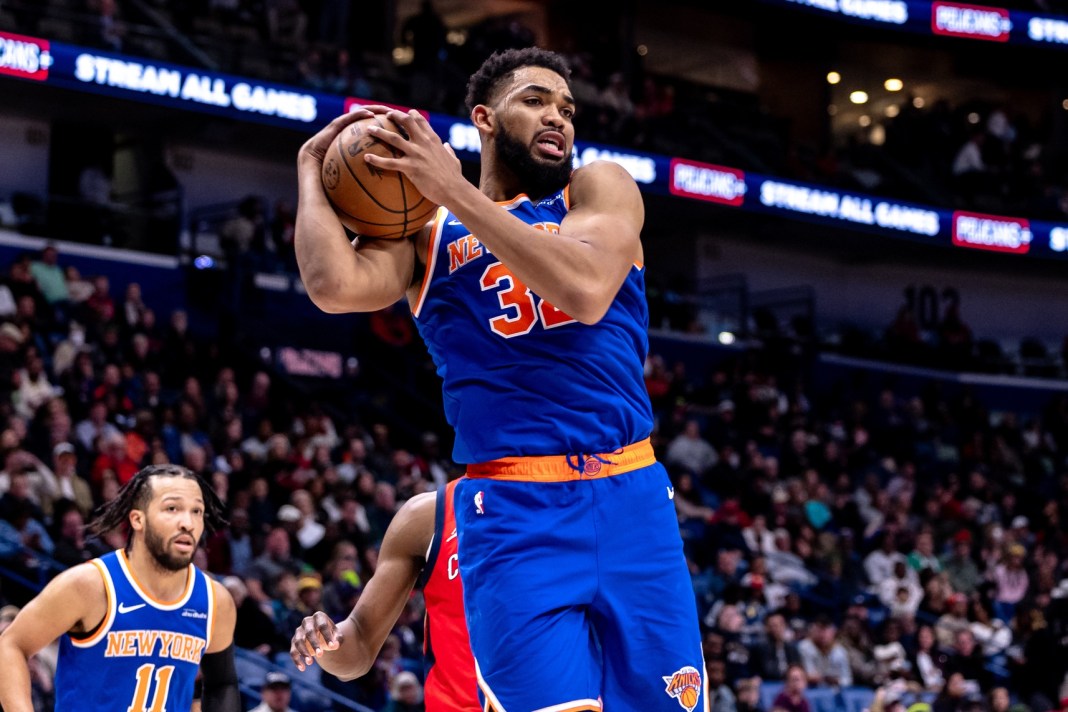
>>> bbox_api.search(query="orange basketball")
[679,687,699,710]
[321,115,438,239]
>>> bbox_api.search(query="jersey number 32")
[480,262,575,338]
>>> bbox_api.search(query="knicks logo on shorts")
[583,458,602,475]
[662,665,702,712]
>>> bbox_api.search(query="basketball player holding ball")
[295,48,705,711]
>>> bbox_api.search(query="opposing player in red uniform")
[289,480,476,711]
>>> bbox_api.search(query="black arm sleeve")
[199,644,242,712]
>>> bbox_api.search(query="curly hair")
[465,47,572,113]
[88,463,228,540]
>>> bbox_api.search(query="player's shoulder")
[571,159,635,184]
[396,490,437,527]
[388,491,438,555]
[59,559,107,589]
[568,160,639,205]
[41,559,108,609]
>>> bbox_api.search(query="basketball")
[321,115,439,239]
[679,687,699,710]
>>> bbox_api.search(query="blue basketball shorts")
[454,438,707,712]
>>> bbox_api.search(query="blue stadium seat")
[807,687,841,712]
[235,654,267,689]
[843,686,875,712]
[761,682,785,711]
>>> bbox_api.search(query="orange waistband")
[465,438,656,482]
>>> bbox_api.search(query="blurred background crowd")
[1,1,1068,711]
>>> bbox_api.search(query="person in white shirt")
[289,490,325,550]
[865,531,907,590]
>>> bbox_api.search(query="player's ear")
[471,105,494,133]
[128,509,145,532]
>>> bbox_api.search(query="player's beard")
[495,125,572,200]
[143,517,195,571]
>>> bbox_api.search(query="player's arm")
[290,491,434,680]
[199,579,240,712]
[0,563,106,712]
[295,108,419,314]
[366,109,643,324]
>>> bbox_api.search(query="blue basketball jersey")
[411,186,654,463]
[55,549,215,712]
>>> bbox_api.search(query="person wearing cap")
[249,671,296,712]
[296,574,324,614]
[51,441,94,518]
[941,531,981,596]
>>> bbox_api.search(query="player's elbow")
[566,286,613,325]
[334,667,370,682]
[298,268,343,313]
[332,655,374,682]
[301,280,379,315]
[305,286,350,315]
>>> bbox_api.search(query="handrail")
[234,647,376,712]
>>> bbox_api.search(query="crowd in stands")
[0,243,1064,712]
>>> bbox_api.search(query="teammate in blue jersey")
[295,48,705,711]
[0,464,241,712]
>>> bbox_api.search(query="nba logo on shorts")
[474,491,484,515]
[662,665,702,712]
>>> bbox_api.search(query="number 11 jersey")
[55,549,215,712]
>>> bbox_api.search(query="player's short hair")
[465,47,571,112]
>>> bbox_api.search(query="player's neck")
[478,155,523,203]
[125,542,191,601]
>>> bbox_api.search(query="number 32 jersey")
[55,549,215,712]
[411,186,654,464]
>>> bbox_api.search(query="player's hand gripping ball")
[321,114,438,239]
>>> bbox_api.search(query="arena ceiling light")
[884,78,904,92]
[849,90,869,104]
[826,71,842,84]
